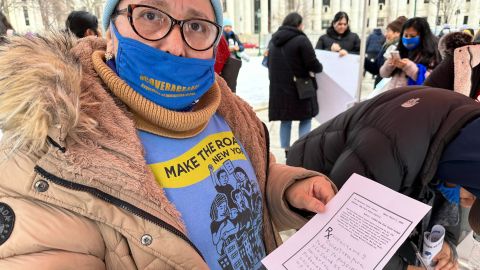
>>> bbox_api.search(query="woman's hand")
[331,43,341,52]
[339,49,348,57]
[285,176,335,213]
[433,243,458,270]
[394,58,410,69]
[460,187,476,208]
[229,45,240,52]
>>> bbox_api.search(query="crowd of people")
[267,9,480,270]
[0,2,478,270]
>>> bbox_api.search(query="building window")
[222,0,227,12]
[322,20,330,29]
[377,18,385,27]
[254,0,260,33]
[322,0,330,6]
[23,6,30,26]
[464,16,469,25]
[324,6,328,12]
[379,0,385,4]
[287,0,294,10]
[436,16,442,25]
[379,4,383,10]
[312,0,315,9]
[424,0,429,3]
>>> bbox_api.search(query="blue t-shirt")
[139,114,266,270]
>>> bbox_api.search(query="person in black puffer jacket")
[287,87,480,270]
[268,12,323,149]
[315,11,361,57]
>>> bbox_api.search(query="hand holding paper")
[262,174,431,270]
[285,176,336,213]
[422,225,445,267]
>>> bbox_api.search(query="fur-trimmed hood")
[0,33,191,230]
[438,31,473,58]
[0,33,97,154]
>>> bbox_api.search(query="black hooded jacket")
[287,87,480,269]
[268,26,322,121]
[315,27,361,54]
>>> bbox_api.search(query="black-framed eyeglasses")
[113,4,222,51]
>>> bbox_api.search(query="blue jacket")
[366,29,386,54]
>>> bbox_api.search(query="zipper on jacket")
[34,166,205,262]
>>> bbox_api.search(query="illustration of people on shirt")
[251,195,265,263]
[231,189,252,232]
[210,193,239,255]
[209,159,266,269]
[209,164,236,208]
[233,167,253,200]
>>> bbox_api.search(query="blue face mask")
[111,23,215,111]
[402,36,420,50]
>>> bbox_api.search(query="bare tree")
[431,0,464,25]
[0,0,15,17]
[284,0,312,28]
[35,0,75,30]
[77,0,103,15]
[79,0,94,13]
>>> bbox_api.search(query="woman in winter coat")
[379,17,441,91]
[315,11,361,57]
[364,16,407,87]
[287,87,480,270]
[0,0,336,269]
[268,12,322,149]
[424,31,480,100]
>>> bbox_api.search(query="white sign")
[315,50,359,124]
[262,174,431,270]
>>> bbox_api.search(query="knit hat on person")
[387,16,407,33]
[102,0,224,32]
[223,18,233,27]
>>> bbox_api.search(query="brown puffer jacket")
[0,34,333,269]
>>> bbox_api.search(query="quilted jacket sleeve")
[266,154,337,231]
[0,151,106,270]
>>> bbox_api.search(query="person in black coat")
[268,12,322,149]
[315,11,361,57]
[286,87,480,270]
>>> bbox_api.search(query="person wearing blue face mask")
[379,17,441,92]
[0,0,337,269]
